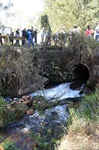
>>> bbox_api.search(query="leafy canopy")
[42,0,99,32]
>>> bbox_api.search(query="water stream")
[30,82,84,101]
[0,82,84,149]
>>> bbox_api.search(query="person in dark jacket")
[15,28,20,46]
[22,28,27,45]
[34,29,37,44]
[0,33,3,45]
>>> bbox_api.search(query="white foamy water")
[30,82,84,101]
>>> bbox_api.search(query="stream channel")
[0,81,85,150]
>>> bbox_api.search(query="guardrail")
[0,35,25,45]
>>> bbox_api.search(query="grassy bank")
[0,89,99,150]
[57,89,99,150]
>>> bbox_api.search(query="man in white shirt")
[94,22,99,42]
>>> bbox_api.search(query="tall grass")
[57,89,99,150]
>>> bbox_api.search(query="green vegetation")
[2,140,20,150]
[41,14,51,31]
[57,89,99,150]
[26,88,99,150]
[73,89,99,121]
[1,89,98,150]
[0,47,41,97]
[30,127,57,150]
[42,0,99,32]
[0,1,99,149]
[0,96,27,128]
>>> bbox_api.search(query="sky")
[11,0,44,18]
[0,0,44,29]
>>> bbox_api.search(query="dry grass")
[57,119,99,150]
[56,90,99,150]
[0,46,43,96]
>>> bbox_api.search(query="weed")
[2,139,20,150]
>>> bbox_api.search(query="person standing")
[45,29,51,45]
[0,33,3,45]
[61,26,67,45]
[34,29,38,44]
[54,30,59,45]
[85,26,92,38]
[94,22,99,42]
[10,31,14,45]
[30,26,34,42]
[41,27,45,44]
[15,28,20,46]
[27,29,34,48]
[22,28,27,45]
[73,25,80,33]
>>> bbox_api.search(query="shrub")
[3,140,20,150]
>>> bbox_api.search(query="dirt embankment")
[0,35,99,97]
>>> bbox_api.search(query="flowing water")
[0,82,84,149]
[30,82,84,101]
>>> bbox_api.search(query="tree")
[0,0,13,27]
[42,0,99,32]
[41,14,51,31]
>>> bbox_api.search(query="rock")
[26,109,34,115]
[18,75,48,96]
[16,49,22,55]
[19,95,33,107]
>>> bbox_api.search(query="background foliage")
[42,0,99,32]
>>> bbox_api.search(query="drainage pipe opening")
[70,63,90,89]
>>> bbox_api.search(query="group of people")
[0,22,99,46]
[14,27,38,48]
[53,22,99,45]
[9,23,99,47]
[53,25,80,45]
[40,27,51,45]
[0,26,38,47]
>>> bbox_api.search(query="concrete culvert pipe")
[70,63,90,89]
